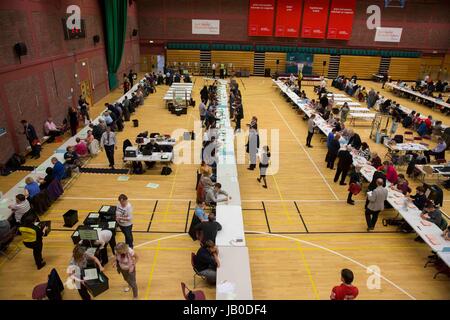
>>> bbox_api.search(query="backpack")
[161,166,172,175]
[132,161,144,174]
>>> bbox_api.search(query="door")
[80,80,93,107]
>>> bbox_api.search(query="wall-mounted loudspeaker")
[322,61,327,66]
[276,59,280,65]
[93,35,100,44]
[14,42,27,63]
[132,29,138,37]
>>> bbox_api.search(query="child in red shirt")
[330,269,359,300]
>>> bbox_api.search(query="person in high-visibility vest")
[19,213,48,270]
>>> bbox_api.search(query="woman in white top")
[257,146,271,189]
[115,194,134,248]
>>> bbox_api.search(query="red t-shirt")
[331,283,359,300]
[424,118,432,129]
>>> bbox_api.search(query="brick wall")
[0,0,140,164]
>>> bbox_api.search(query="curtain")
[101,0,128,90]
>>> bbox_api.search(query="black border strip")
[147,200,159,232]
[294,201,309,233]
[261,201,271,233]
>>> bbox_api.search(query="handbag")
[349,182,362,195]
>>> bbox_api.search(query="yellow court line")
[144,240,161,300]
[271,174,294,225]
[296,243,320,300]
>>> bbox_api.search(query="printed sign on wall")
[374,27,403,42]
[248,0,276,36]
[192,19,220,35]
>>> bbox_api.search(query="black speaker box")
[14,43,27,56]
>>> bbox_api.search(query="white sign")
[192,19,220,35]
[374,27,402,42]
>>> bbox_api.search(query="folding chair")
[191,253,207,288]
[181,282,206,300]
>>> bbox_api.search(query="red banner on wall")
[301,0,329,39]
[327,0,356,40]
[248,0,275,36]
[275,0,303,38]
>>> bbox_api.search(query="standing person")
[327,133,341,169]
[21,120,40,159]
[219,63,225,79]
[122,96,131,121]
[340,103,350,124]
[193,240,220,285]
[306,114,316,148]
[234,103,244,133]
[257,146,271,189]
[116,194,134,248]
[330,269,359,300]
[123,73,131,94]
[347,166,362,205]
[128,69,134,87]
[78,95,90,123]
[334,146,353,185]
[68,244,104,301]
[18,213,48,270]
[381,73,388,89]
[68,105,79,136]
[365,178,388,231]
[325,128,337,164]
[211,63,216,78]
[114,242,139,299]
[199,100,207,127]
[246,128,259,170]
[100,126,117,169]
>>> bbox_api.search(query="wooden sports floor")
[0,76,449,300]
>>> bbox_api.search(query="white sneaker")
[123,287,130,292]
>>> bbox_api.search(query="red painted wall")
[0,0,140,164]
[137,0,450,52]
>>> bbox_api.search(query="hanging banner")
[301,0,329,39]
[374,27,403,42]
[275,0,303,38]
[327,0,356,40]
[248,0,276,36]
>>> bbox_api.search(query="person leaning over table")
[358,142,371,161]
[116,194,134,248]
[391,174,411,195]
[19,213,48,270]
[114,242,139,300]
[420,202,447,231]
[424,137,447,164]
[370,152,382,168]
[377,161,398,184]
[205,183,231,206]
[347,165,362,205]
[410,186,427,210]
[195,213,222,244]
[68,244,104,301]
[365,178,388,231]
[327,133,341,170]
[334,145,353,185]
[194,240,220,285]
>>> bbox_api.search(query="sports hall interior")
[0,0,449,300]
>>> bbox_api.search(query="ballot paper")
[99,206,110,212]
[89,213,99,219]
[83,268,98,281]
[217,281,236,295]
[117,176,130,182]
[146,183,160,189]
[108,221,116,229]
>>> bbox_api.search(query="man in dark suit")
[21,120,40,159]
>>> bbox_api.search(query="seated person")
[420,202,447,230]
[0,219,11,239]
[432,121,443,137]
[193,240,220,285]
[443,226,450,241]
[194,214,222,244]
[205,183,231,206]
[8,194,31,225]
[330,269,359,300]
[370,152,382,168]
[64,146,81,171]
[74,137,89,157]
[424,137,447,163]
[24,177,40,200]
[51,157,66,180]
[102,111,114,126]
[377,161,398,184]
[410,186,427,210]
[194,201,209,222]
[37,167,54,190]
[391,174,411,195]
[44,117,63,142]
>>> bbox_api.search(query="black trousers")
[119,225,134,248]
[104,145,115,166]
[327,153,337,169]
[334,166,349,183]
[365,208,381,229]
[424,150,439,163]
[212,70,216,78]
[78,283,91,300]
[220,69,224,79]
[347,192,353,202]
[306,131,314,146]
[235,117,241,131]
[24,240,43,268]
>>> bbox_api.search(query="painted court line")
[269,99,339,200]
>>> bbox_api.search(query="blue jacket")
[53,161,65,180]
